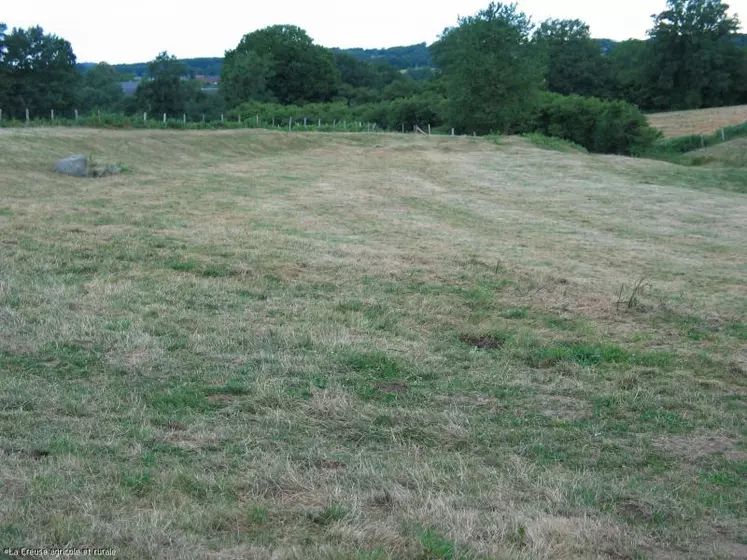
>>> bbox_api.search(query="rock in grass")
[55,155,122,178]
[90,164,121,178]
[55,154,88,177]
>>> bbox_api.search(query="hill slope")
[0,129,745,558]
[686,136,747,166]
[647,104,747,137]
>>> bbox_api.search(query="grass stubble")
[0,128,745,559]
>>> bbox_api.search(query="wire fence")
[0,109,460,136]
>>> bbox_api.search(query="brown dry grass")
[647,104,747,138]
[0,128,745,559]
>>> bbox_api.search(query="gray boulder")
[55,154,88,177]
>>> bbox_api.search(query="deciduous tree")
[430,2,545,134]
[645,0,743,109]
[220,50,273,107]
[223,25,340,105]
[1,26,79,116]
[135,52,189,115]
[78,62,124,113]
[534,18,611,98]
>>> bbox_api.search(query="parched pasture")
[0,128,746,559]
[647,104,747,138]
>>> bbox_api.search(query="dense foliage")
[222,26,340,105]
[2,1,746,156]
[331,43,432,69]
[431,2,545,135]
[527,93,661,155]
[641,0,746,110]
[0,25,80,117]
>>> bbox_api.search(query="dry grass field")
[647,105,747,138]
[0,128,746,559]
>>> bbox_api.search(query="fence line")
[0,108,520,138]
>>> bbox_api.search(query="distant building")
[194,75,220,85]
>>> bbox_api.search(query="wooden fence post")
[221,114,224,122]
[183,113,186,124]
[721,129,725,141]
[51,109,55,121]
[427,124,431,135]
[303,117,307,127]
[343,120,347,130]
[402,123,405,133]
[202,114,205,123]
[143,112,147,122]
[26,108,30,123]
[97,109,101,122]
[333,119,336,127]
[256,114,259,125]
[163,113,167,123]
[0,109,2,122]
[75,109,78,121]
[318,119,321,127]
[451,128,455,136]
[289,117,293,131]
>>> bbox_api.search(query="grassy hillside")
[684,137,747,167]
[647,105,747,138]
[0,129,746,559]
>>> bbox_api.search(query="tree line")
[1,1,746,154]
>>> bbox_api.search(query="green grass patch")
[502,307,528,319]
[525,342,675,369]
[165,257,200,273]
[340,350,403,380]
[727,322,747,340]
[522,133,589,154]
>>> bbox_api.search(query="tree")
[78,62,124,113]
[1,26,79,117]
[534,19,611,98]
[333,52,379,90]
[430,2,545,134]
[220,50,273,107]
[0,23,8,108]
[135,52,189,115]
[223,25,340,105]
[645,0,743,109]
[605,40,651,108]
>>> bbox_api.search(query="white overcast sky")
[3,0,746,64]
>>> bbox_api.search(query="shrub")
[527,92,661,155]
[385,93,447,130]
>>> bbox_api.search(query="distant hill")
[331,43,432,70]
[76,33,747,78]
[77,58,223,78]
[78,44,435,78]
[594,33,747,54]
